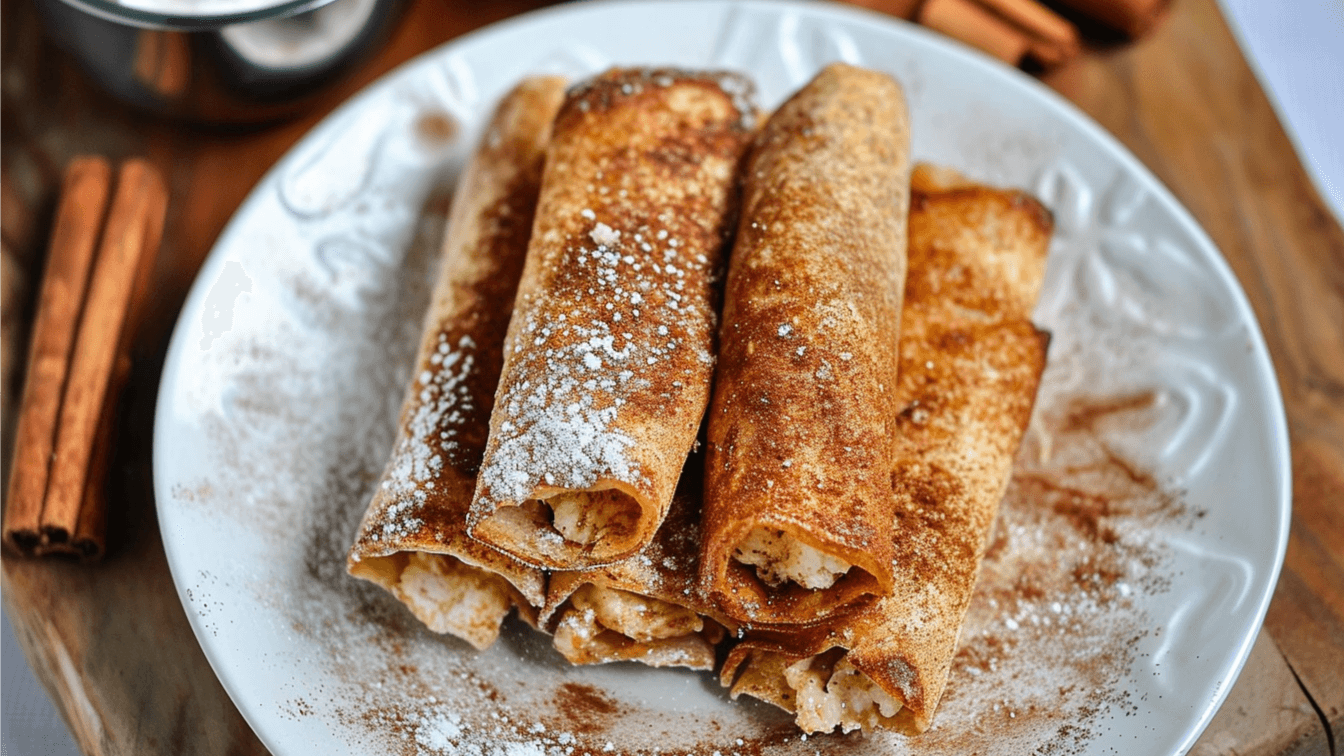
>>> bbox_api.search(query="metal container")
[34,0,405,124]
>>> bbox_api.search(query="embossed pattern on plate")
[153,2,1290,755]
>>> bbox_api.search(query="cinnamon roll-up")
[347,77,565,650]
[722,166,1053,734]
[701,64,912,625]
[468,68,758,570]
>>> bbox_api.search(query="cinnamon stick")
[918,0,1033,65]
[42,160,167,560]
[975,0,1078,49]
[3,157,112,556]
[838,0,923,20]
[1026,36,1074,68]
[972,0,1080,67]
[1050,0,1169,38]
[71,358,123,559]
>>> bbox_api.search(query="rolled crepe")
[347,77,566,650]
[467,68,758,569]
[721,166,1053,734]
[701,63,912,625]
[541,453,734,670]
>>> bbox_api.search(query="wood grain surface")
[2,0,1341,753]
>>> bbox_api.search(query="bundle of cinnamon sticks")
[845,0,1168,69]
[3,157,167,561]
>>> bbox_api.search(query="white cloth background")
[1218,0,1344,227]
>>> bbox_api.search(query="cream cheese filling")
[552,584,723,668]
[784,652,903,734]
[733,526,853,589]
[563,583,704,642]
[531,488,640,545]
[391,552,514,650]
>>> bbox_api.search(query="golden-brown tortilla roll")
[541,454,735,670]
[721,167,1053,734]
[701,63,912,625]
[347,77,567,650]
[467,68,758,570]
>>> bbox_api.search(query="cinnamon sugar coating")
[702,63,913,626]
[723,166,1052,734]
[347,77,568,640]
[468,68,758,569]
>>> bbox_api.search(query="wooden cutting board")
[1,0,1340,753]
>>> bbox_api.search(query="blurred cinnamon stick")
[4,157,112,555]
[918,0,1033,64]
[976,0,1080,63]
[913,0,1082,68]
[2,158,167,560]
[978,0,1076,44]
[1050,0,1169,38]
[840,0,922,19]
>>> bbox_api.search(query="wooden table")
[2,0,1340,753]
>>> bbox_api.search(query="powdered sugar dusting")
[473,215,656,504]
[474,208,720,506]
[479,370,638,504]
[591,222,621,248]
[471,69,753,521]
[367,333,479,543]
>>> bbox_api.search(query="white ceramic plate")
[153,2,1291,754]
